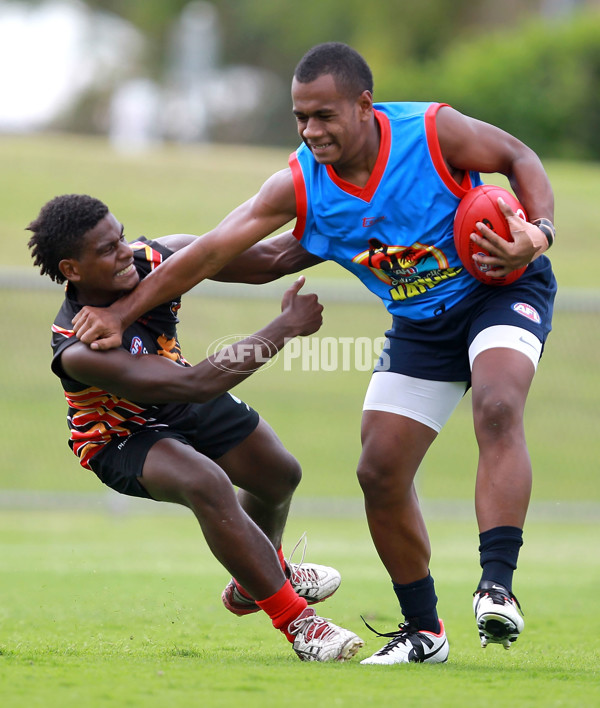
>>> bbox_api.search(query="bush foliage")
[378,12,600,159]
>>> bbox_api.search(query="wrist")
[530,218,555,249]
[274,311,300,340]
[110,298,133,330]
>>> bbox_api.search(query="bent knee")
[356,457,414,504]
[265,455,302,503]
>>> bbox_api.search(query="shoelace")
[290,612,337,641]
[475,587,524,615]
[288,564,320,583]
[286,532,320,584]
[287,532,308,566]
[360,617,428,656]
[361,616,420,640]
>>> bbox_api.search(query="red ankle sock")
[277,546,287,572]
[256,581,307,642]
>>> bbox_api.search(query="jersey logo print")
[363,216,386,227]
[157,334,185,363]
[352,237,462,301]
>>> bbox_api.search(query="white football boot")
[289,608,364,662]
[360,620,449,665]
[473,581,524,649]
[222,534,341,616]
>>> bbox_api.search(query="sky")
[0,0,141,131]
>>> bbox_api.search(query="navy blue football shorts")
[89,392,260,499]
[374,255,557,383]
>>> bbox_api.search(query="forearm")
[62,322,293,404]
[95,321,295,403]
[183,313,302,401]
[63,277,320,405]
[506,149,555,223]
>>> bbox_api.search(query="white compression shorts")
[363,325,542,433]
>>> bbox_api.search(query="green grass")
[0,134,599,705]
[2,132,600,287]
[2,287,599,501]
[0,512,598,707]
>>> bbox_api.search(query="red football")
[453,184,528,286]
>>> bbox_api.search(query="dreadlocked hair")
[27,194,109,283]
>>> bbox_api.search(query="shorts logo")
[512,302,541,323]
[130,336,144,355]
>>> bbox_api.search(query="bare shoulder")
[256,167,297,218]
[435,105,480,151]
[436,105,526,173]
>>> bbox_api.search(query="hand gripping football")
[453,184,528,286]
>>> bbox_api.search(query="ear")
[58,258,81,283]
[357,90,373,119]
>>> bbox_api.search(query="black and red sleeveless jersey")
[50,237,193,469]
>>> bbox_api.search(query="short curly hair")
[294,42,374,98]
[27,194,109,284]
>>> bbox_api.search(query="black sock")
[478,526,523,593]
[392,572,440,633]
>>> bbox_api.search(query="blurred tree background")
[6,0,600,157]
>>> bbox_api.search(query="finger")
[289,275,306,294]
[89,336,119,351]
[72,311,87,332]
[281,275,307,311]
[471,228,508,256]
[497,197,516,219]
[484,267,511,278]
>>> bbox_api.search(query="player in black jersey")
[26,194,364,663]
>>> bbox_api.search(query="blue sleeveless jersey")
[289,102,483,319]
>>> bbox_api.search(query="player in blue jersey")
[72,42,557,663]
[27,193,365,663]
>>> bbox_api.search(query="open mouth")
[115,263,135,277]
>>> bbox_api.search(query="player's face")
[69,212,139,305]
[292,73,371,168]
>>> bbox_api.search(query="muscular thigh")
[215,417,300,498]
[360,372,464,488]
[140,436,233,506]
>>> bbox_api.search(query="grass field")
[1,134,599,705]
[1,132,600,287]
[1,512,599,707]
[2,289,599,502]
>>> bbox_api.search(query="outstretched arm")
[62,277,322,403]
[437,106,555,278]
[212,231,324,284]
[73,168,298,349]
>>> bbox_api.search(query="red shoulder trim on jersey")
[130,240,164,269]
[325,109,391,202]
[289,151,307,241]
[425,103,473,198]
